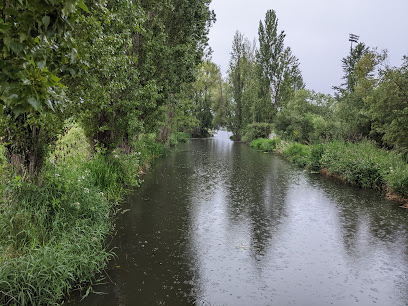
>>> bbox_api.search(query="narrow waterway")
[73,131,408,305]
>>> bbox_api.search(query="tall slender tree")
[227,31,256,140]
[256,9,304,119]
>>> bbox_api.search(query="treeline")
[200,9,407,157]
[194,9,408,199]
[0,1,214,304]
[1,0,215,178]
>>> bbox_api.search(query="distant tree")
[370,56,408,153]
[334,42,369,95]
[182,60,222,137]
[226,31,256,140]
[256,9,304,119]
[275,89,337,144]
[333,42,374,140]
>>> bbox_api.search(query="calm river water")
[73,131,408,305]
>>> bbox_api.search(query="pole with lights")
[349,34,359,50]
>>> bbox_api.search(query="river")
[72,131,408,305]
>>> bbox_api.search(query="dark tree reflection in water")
[71,131,408,306]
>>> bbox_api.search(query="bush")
[242,123,272,143]
[319,140,408,192]
[282,142,311,167]
[308,143,325,171]
[249,138,281,152]
[0,160,113,305]
[386,166,408,197]
[0,127,172,304]
[170,132,190,146]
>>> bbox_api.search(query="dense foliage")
[219,10,304,140]
[0,0,87,176]
[222,9,407,159]
[0,0,215,303]
[221,10,408,200]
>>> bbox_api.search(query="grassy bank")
[250,138,408,203]
[0,126,185,305]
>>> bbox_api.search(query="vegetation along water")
[0,1,407,305]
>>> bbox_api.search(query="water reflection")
[71,131,408,306]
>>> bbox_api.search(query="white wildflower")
[84,188,89,193]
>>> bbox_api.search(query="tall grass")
[0,126,170,304]
[249,137,281,152]
[251,137,408,198]
[319,140,408,194]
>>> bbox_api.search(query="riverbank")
[0,126,187,305]
[249,138,408,207]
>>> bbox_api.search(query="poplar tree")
[256,9,303,119]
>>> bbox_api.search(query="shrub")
[169,132,190,146]
[0,126,172,304]
[249,138,281,152]
[319,140,408,191]
[282,142,311,167]
[308,143,325,171]
[242,123,272,143]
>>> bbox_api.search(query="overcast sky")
[208,0,408,94]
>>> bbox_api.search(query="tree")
[137,0,216,144]
[333,42,374,140]
[334,42,369,94]
[67,0,156,153]
[275,89,337,143]
[0,0,87,177]
[187,60,222,137]
[256,9,304,119]
[226,31,256,140]
[370,56,408,153]
[334,47,386,141]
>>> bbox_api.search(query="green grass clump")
[282,142,311,167]
[242,123,272,143]
[386,166,408,197]
[308,143,325,171]
[0,161,112,305]
[134,133,168,163]
[0,126,170,304]
[320,140,408,193]
[170,132,190,146]
[249,137,281,152]
[275,138,408,197]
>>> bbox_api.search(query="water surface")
[73,131,408,305]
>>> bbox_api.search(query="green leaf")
[27,97,41,110]
[19,32,28,42]
[51,74,61,83]
[37,60,46,70]
[45,99,55,111]
[12,104,26,116]
[42,16,51,30]
[78,0,90,13]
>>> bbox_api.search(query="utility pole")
[349,34,359,51]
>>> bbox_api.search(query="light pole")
[349,34,359,50]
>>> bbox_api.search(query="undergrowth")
[249,137,281,152]
[0,125,169,305]
[250,137,408,198]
